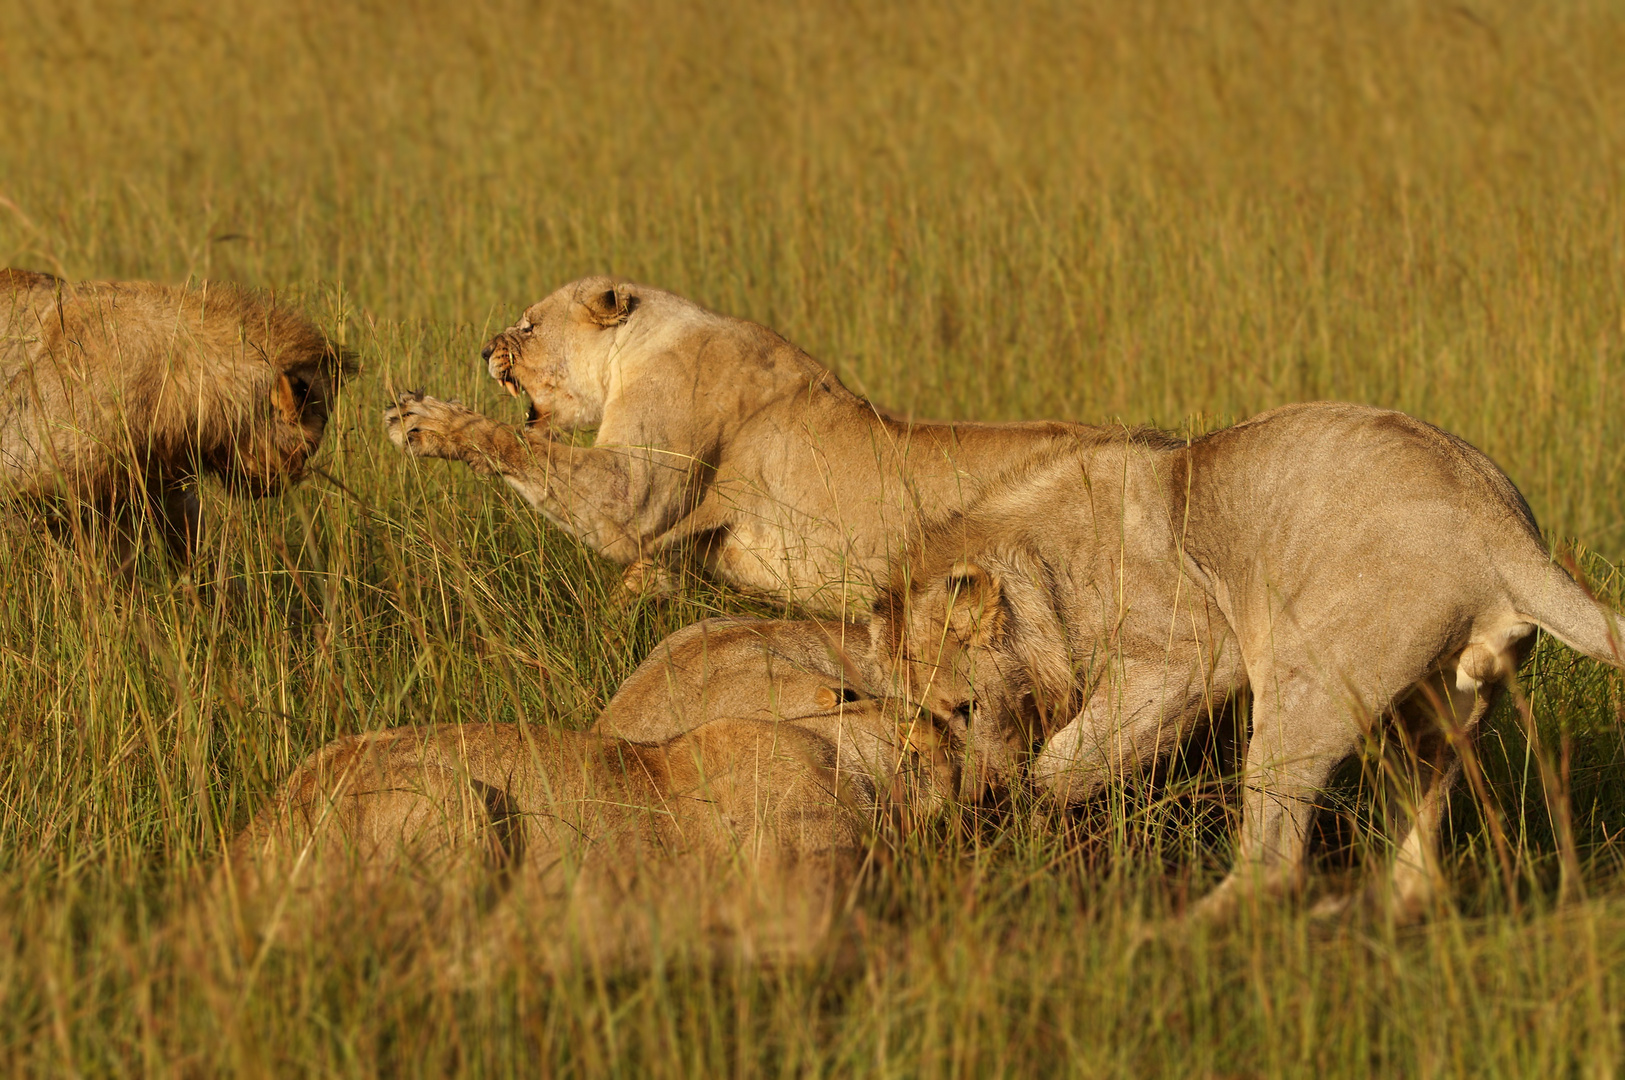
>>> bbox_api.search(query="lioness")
[383,276,1080,612]
[1,269,352,561]
[594,615,1023,801]
[219,690,958,966]
[873,402,1625,920]
[595,617,879,742]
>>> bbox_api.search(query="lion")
[216,688,958,968]
[871,401,1625,921]
[595,616,880,742]
[1,269,353,562]
[383,276,1082,612]
[593,615,1022,801]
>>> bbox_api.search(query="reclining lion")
[871,401,1625,921]
[595,616,880,742]
[594,614,1023,802]
[218,688,958,967]
[383,276,1080,612]
[1,269,352,562]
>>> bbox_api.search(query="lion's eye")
[289,376,310,403]
[519,322,533,334]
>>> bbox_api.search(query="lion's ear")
[944,560,1003,646]
[581,283,637,327]
[271,372,300,424]
[814,685,867,709]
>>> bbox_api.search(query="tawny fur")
[595,617,881,742]
[383,276,1082,613]
[594,615,1017,800]
[217,692,958,968]
[0,269,353,560]
[872,401,1625,922]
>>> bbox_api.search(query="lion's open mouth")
[490,369,548,427]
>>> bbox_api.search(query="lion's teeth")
[504,381,519,398]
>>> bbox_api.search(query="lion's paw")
[621,558,684,602]
[384,391,484,461]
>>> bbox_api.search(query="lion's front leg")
[384,392,525,477]
[1030,653,1219,806]
[383,391,690,565]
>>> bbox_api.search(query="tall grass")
[2,0,1625,1073]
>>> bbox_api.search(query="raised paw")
[383,391,487,462]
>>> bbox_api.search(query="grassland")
[2,0,1625,1073]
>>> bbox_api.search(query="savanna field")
[3,0,1625,1073]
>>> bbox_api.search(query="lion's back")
[1187,401,1542,550]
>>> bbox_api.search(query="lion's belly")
[704,454,926,612]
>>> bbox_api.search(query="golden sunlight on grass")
[1,0,1624,1073]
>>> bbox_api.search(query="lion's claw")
[383,392,484,460]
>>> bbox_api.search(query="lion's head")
[479,276,648,433]
[807,685,969,810]
[196,290,355,496]
[869,522,1080,798]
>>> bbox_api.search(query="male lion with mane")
[872,401,1625,922]
[1,269,353,563]
[384,276,1080,612]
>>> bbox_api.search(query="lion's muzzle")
[482,332,525,397]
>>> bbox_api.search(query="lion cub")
[1,269,352,562]
[219,688,957,967]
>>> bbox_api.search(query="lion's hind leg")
[1383,630,1533,923]
[1376,674,1490,924]
[1198,637,1519,927]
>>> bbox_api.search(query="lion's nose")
[480,343,495,361]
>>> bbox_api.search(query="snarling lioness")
[1,269,353,561]
[383,276,1080,612]
[219,689,958,966]
[874,402,1625,920]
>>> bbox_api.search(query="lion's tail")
[1506,555,1625,669]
